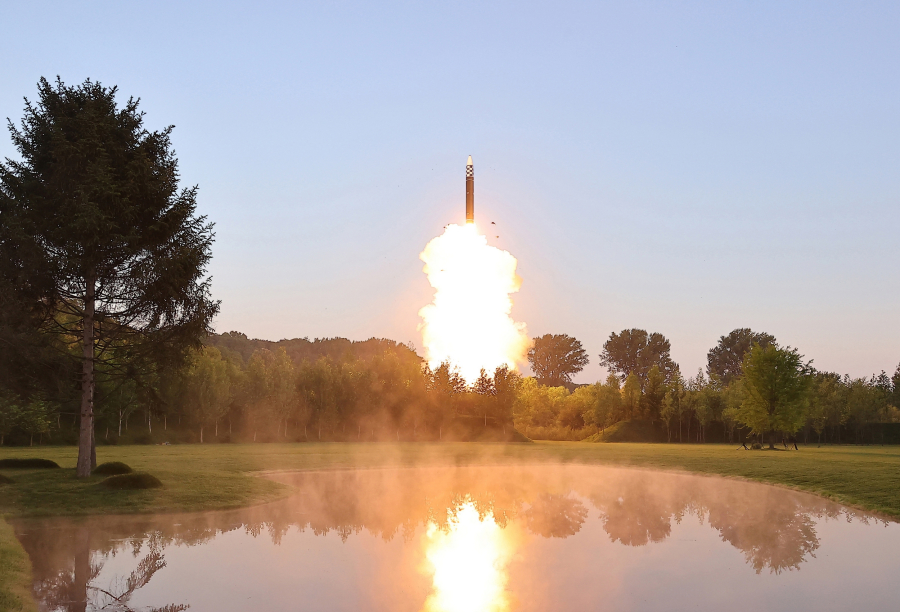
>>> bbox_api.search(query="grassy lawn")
[1,441,899,609]
[0,519,35,612]
[1,441,899,518]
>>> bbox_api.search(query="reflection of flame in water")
[418,223,530,383]
[422,501,513,612]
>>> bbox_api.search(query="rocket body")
[465,155,474,224]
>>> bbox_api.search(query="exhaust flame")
[418,223,530,383]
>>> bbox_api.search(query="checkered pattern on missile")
[466,165,473,178]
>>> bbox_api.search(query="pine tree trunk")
[200,426,204,443]
[76,274,96,478]
[215,419,218,437]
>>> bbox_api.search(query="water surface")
[14,465,900,611]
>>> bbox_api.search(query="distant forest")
[2,327,900,447]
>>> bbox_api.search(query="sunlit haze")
[2,2,899,380]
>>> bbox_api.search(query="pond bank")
[1,442,899,609]
[0,518,36,612]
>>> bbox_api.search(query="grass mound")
[100,473,162,490]
[0,473,13,485]
[508,429,533,443]
[0,457,60,469]
[584,420,668,443]
[93,461,133,475]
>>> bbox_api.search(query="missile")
[465,155,474,224]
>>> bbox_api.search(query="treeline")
[521,329,900,445]
[2,328,900,446]
[0,332,523,445]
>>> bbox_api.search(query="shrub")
[0,473,13,484]
[100,473,162,490]
[751,442,763,450]
[0,458,60,469]
[92,461,133,476]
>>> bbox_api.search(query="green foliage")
[184,346,232,442]
[641,365,666,421]
[0,77,219,474]
[15,399,52,445]
[595,375,623,429]
[707,328,776,384]
[100,473,162,489]
[599,329,678,385]
[734,345,811,443]
[621,373,642,420]
[92,461,132,475]
[527,334,589,386]
[661,373,686,442]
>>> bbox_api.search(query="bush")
[99,473,162,490]
[92,461,132,476]
[751,442,762,450]
[0,473,13,484]
[0,458,60,469]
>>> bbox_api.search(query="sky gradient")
[2,1,898,382]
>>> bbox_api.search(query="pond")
[12,465,900,611]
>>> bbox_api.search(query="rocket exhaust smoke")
[418,157,530,383]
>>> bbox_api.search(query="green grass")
[0,518,36,612]
[1,442,898,518]
[99,472,163,489]
[1,441,899,609]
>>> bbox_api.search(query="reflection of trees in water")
[703,486,822,574]
[579,470,854,574]
[523,494,588,538]
[21,525,188,612]
[15,465,885,610]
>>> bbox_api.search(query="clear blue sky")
[2,1,898,382]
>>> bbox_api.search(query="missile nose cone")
[467,155,473,166]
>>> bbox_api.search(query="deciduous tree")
[706,328,776,384]
[527,334,589,387]
[599,329,677,386]
[734,345,811,447]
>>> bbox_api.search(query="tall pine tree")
[0,78,218,475]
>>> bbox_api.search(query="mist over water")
[14,465,900,612]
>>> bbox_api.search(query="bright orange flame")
[421,502,514,612]
[418,223,530,383]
